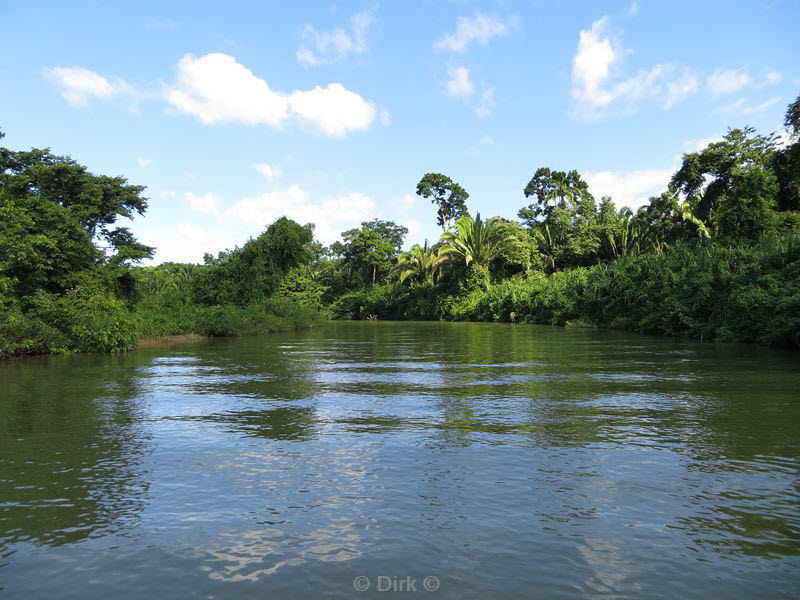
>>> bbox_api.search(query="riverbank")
[0,298,322,359]
[330,232,800,349]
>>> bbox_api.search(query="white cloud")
[144,224,228,264]
[572,18,616,107]
[166,53,376,137]
[398,193,416,210]
[707,68,752,95]
[403,220,420,237]
[223,185,375,244]
[571,17,698,117]
[434,14,508,53]
[378,108,391,126]
[742,96,781,114]
[475,87,495,118]
[137,158,153,168]
[297,8,374,66]
[479,135,494,145]
[185,191,220,215]
[585,167,673,211]
[289,83,376,137]
[446,66,474,99]
[44,66,134,106]
[718,96,781,115]
[629,1,639,16]
[445,66,495,118]
[254,163,283,180]
[683,134,723,152]
[760,71,782,87]
[177,223,207,242]
[665,73,700,108]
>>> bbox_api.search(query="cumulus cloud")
[297,8,374,66]
[254,163,283,180]
[571,17,698,117]
[44,66,135,106]
[445,66,495,117]
[223,185,375,244]
[446,66,474,99]
[185,191,221,215]
[585,167,673,211]
[166,53,376,136]
[707,68,752,95]
[434,14,508,53]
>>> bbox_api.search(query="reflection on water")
[0,321,798,598]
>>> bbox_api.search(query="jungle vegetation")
[1,95,799,356]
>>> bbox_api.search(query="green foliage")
[0,144,154,265]
[392,241,448,285]
[583,232,800,346]
[193,217,313,305]
[416,172,469,230]
[0,276,137,356]
[340,220,407,286]
[439,212,525,287]
[519,167,592,225]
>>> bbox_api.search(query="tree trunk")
[372,264,377,285]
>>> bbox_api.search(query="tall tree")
[774,94,800,212]
[518,168,592,226]
[669,127,777,226]
[341,219,409,286]
[416,173,469,230]
[0,135,153,299]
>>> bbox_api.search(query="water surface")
[1,322,799,598]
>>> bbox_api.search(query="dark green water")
[1,321,799,599]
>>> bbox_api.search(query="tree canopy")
[415,172,469,230]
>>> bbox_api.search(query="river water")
[1,321,798,598]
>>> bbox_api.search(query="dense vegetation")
[0,131,319,357]
[317,96,800,348]
[1,95,799,357]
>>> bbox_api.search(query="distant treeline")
[1,95,799,356]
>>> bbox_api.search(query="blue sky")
[1,0,797,263]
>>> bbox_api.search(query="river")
[1,321,798,598]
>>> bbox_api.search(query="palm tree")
[440,213,524,287]
[680,199,711,238]
[392,240,447,285]
[532,223,558,272]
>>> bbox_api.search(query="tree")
[341,219,409,286]
[669,127,777,226]
[0,144,154,265]
[0,137,153,300]
[392,241,447,285]
[416,173,469,230]
[518,168,592,226]
[716,165,779,240]
[440,212,524,288]
[193,217,313,305]
[774,94,800,212]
